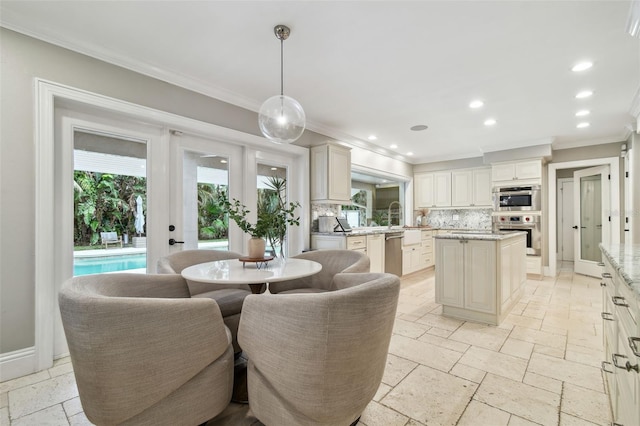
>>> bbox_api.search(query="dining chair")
[58,273,234,426]
[267,249,370,294]
[238,272,400,426]
[157,249,250,353]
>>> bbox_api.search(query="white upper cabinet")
[414,172,435,208]
[415,172,451,208]
[310,144,351,203]
[472,168,493,206]
[492,160,542,184]
[451,170,473,206]
[418,167,491,208]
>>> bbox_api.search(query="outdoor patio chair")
[100,231,122,249]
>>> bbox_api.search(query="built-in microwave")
[492,185,541,212]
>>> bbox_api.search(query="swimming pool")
[74,253,147,276]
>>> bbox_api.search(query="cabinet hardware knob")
[600,282,607,287]
[597,262,605,267]
[602,272,612,278]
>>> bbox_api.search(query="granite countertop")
[599,243,640,297]
[434,231,527,241]
[311,227,491,236]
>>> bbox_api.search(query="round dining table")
[180,257,322,294]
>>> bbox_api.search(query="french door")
[573,165,610,277]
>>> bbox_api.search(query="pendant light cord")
[280,38,284,97]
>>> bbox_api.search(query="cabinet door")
[472,168,493,206]
[492,163,515,182]
[310,146,328,201]
[514,160,541,180]
[366,234,385,273]
[464,240,496,313]
[433,172,452,206]
[451,170,473,206]
[414,173,434,208]
[435,239,464,307]
[328,145,351,201]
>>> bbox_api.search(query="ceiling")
[2,1,639,164]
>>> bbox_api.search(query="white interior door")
[573,166,610,277]
[559,179,574,262]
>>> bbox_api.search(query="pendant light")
[258,25,306,144]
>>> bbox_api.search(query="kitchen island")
[435,231,527,325]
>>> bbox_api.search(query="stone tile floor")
[1,264,611,425]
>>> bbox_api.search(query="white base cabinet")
[600,254,640,426]
[366,233,385,273]
[435,234,526,325]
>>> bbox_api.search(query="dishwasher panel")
[385,232,404,277]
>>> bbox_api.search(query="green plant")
[219,177,300,257]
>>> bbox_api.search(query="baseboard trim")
[0,347,36,382]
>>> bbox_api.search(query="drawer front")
[421,230,433,240]
[346,236,367,250]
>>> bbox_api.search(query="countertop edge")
[599,243,640,298]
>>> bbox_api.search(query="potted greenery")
[221,178,300,258]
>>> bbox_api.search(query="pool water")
[74,254,147,276]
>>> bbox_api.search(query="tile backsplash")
[425,208,492,230]
[311,203,341,232]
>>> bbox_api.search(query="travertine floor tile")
[500,338,534,360]
[508,414,542,425]
[449,363,486,384]
[565,344,603,368]
[475,373,560,425]
[448,322,510,351]
[68,412,94,426]
[373,383,392,402]
[559,412,601,425]
[359,401,408,426]
[0,393,7,410]
[523,371,562,394]
[425,327,453,338]
[502,314,542,330]
[382,365,476,425]
[48,362,74,378]
[392,318,430,339]
[62,397,83,418]
[0,371,50,394]
[528,353,604,392]
[457,400,510,426]
[0,407,8,426]
[381,354,418,387]
[415,313,463,331]
[388,335,462,373]
[417,333,469,353]
[561,383,610,425]
[11,405,68,426]
[509,326,567,349]
[458,346,528,381]
[8,372,78,419]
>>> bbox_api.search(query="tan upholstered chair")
[267,249,370,294]
[58,273,233,426]
[238,272,400,426]
[157,249,250,353]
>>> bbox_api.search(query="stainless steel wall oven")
[493,185,541,212]
[492,214,541,256]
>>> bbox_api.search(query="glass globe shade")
[258,95,306,144]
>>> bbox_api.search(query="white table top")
[181,258,322,284]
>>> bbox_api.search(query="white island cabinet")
[435,231,526,325]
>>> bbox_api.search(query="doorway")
[548,157,620,278]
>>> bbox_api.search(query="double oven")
[492,184,541,256]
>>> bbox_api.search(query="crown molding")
[552,133,630,151]
[480,137,554,154]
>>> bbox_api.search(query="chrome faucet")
[387,201,402,229]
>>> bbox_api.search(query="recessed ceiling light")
[577,122,590,128]
[270,167,278,170]
[367,135,377,140]
[575,110,590,117]
[390,144,398,149]
[484,118,496,126]
[571,61,593,72]
[575,90,593,99]
[410,124,428,131]
[220,159,228,164]
[469,100,484,109]
[406,152,414,156]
